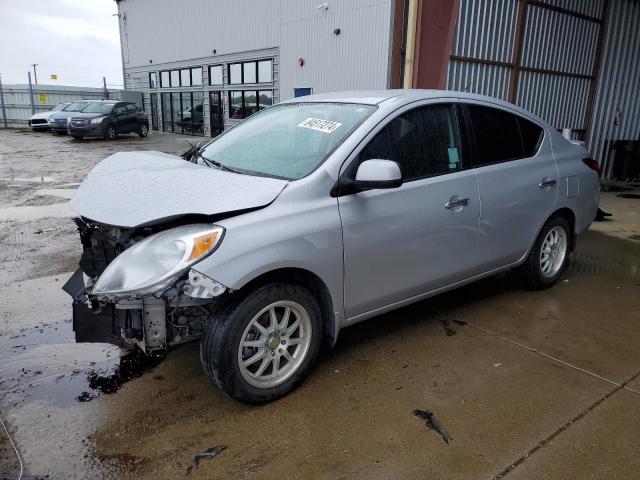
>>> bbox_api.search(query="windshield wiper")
[184,140,241,173]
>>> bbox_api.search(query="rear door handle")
[538,179,557,188]
[445,197,470,209]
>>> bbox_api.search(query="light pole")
[31,64,38,84]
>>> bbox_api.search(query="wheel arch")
[232,267,337,346]
[523,206,577,262]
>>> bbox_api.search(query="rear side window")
[518,117,543,156]
[360,104,462,181]
[468,105,523,164]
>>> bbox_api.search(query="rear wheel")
[138,123,149,137]
[104,125,117,140]
[522,216,570,289]
[200,283,323,404]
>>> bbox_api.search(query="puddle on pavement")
[0,176,56,183]
[0,317,157,408]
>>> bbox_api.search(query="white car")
[28,103,71,131]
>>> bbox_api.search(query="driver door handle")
[445,197,470,209]
[539,178,557,188]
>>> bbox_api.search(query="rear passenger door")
[463,103,557,270]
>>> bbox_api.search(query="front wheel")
[200,283,323,404]
[104,125,117,140]
[521,216,571,289]
[138,123,149,137]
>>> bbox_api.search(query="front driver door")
[113,104,129,133]
[338,103,481,319]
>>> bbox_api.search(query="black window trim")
[461,102,545,169]
[228,59,273,85]
[228,89,274,120]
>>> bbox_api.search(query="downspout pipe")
[403,0,419,89]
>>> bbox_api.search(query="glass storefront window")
[191,67,202,86]
[170,70,180,87]
[160,71,170,88]
[229,91,243,118]
[229,63,242,84]
[180,69,191,87]
[258,60,272,83]
[161,93,172,131]
[191,92,204,134]
[258,91,273,110]
[209,65,223,85]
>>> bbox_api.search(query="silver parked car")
[65,90,600,403]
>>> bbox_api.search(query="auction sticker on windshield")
[297,117,342,134]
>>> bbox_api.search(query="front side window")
[360,104,462,181]
[467,104,524,165]
[126,104,138,113]
[200,103,375,180]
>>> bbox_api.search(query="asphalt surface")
[0,128,639,479]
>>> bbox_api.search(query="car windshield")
[82,103,115,114]
[52,103,68,111]
[65,102,90,112]
[199,103,375,179]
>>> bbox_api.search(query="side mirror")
[354,159,403,190]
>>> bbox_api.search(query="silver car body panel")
[70,151,288,228]
[74,90,599,342]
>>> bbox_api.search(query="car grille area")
[31,119,47,125]
[70,119,89,127]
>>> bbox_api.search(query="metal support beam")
[0,75,7,128]
[582,0,610,136]
[508,0,529,103]
[27,72,35,115]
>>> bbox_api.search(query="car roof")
[279,89,548,126]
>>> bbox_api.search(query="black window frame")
[209,65,223,86]
[461,103,545,168]
[149,72,157,89]
[228,59,273,85]
[352,102,468,184]
[228,90,274,120]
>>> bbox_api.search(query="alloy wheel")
[539,225,568,278]
[237,301,312,389]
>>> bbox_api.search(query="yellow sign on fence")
[50,74,58,80]
[38,94,48,105]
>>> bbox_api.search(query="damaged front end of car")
[63,217,229,353]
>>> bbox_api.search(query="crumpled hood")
[70,151,288,228]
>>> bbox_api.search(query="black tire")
[521,216,571,289]
[138,123,149,137]
[200,283,323,404]
[72,135,83,140]
[104,124,117,140]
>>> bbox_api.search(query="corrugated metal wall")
[447,0,640,168]
[587,0,640,173]
[0,84,122,127]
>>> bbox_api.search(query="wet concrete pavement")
[1,128,639,479]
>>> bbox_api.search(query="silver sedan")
[67,90,600,403]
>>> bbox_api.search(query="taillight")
[582,157,601,176]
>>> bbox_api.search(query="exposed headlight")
[47,115,55,122]
[90,116,106,124]
[93,224,224,297]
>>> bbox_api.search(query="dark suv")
[67,101,149,140]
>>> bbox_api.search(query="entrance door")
[209,91,224,137]
[150,93,159,130]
